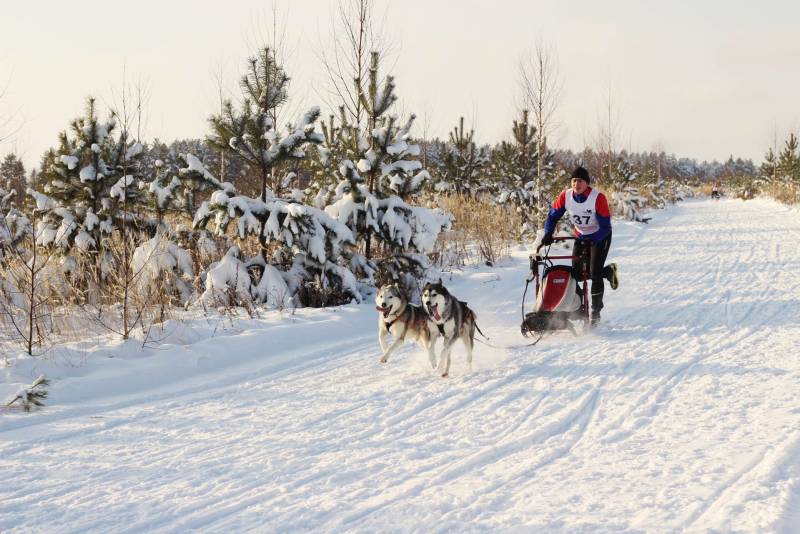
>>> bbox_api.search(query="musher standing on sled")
[540,166,619,325]
[711,180,721,199]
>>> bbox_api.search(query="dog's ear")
[437,277,442,285]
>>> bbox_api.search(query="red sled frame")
[521,236,591,335]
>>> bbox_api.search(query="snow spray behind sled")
[521,236,590,336]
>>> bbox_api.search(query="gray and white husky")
[375,284,438,368]
[422,279,477,377]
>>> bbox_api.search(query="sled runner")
[521,236,590,336]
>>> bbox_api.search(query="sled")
[521,236,590,336]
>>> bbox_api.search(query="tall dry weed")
[435,195,522,267]
[766,183,800,204]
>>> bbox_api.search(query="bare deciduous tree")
[596,86,623,181]
[0,74,23,146]
[519,39,563,210]
[0,184,63,356]
[106,71,149,339]
[317,0,393,129]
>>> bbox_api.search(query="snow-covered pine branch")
[0,185,31,258]
[131,232,195,304]
[5,375,50,412]
[190,155,360,306]
[194,188,354,266]
[324,181,451,288]
[609,159,652,223]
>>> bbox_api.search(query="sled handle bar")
[533,236,588,261]
[535,235,576,252]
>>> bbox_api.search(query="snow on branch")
[5,375,50,412]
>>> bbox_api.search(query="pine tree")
[0,182,30,260]
[0,154,26,203]
[609,157,650,222]
[510,110,538,189]
[208,48,324,264]
[761,147,777,184]
[778,133,800,184]
[440,117,488,196]
[139,153,232,226]
[321,51,449,292]
[491,110,546,235]
[357,51,397,197]
[208,47,321,201]
[33,97,144,266]
[306,107,359,209]
[349,52,433,260]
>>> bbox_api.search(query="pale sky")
[1,0,799,171]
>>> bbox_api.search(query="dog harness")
[384,307,408,332]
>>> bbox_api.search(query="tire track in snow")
[682,430,800,531]
[333,379,607,529]
[589,199,795,447]
[0,335,375,448]
[596,326,774,445]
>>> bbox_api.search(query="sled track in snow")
[0,334,375,440]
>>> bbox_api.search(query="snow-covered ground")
[2,197,800,533]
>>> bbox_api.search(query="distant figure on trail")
[711,180,721,200]
[540,166,619,326]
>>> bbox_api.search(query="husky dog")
[375,284,438,368]
[422,279,477,377]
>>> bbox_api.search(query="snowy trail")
[2,198,800,532]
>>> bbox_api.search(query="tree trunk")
[27,233,36,356]
[260,165,270,261]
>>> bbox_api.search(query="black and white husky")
[422,279,477,377]
[375,284,438,368]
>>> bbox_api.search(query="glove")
[541,234,554,246]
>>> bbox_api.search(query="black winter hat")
[571,166,590,183]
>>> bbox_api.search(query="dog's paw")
[380,356,388,363]
[441,372,449,378]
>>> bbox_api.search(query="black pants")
[572,233,613,313]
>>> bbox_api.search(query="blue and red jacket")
[543,187,612,243]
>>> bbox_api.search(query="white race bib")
[565,188,600,235]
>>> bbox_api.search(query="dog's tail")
[467,309,488,340]
[475,321,488,339]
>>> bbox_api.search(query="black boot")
[605,263,619,290]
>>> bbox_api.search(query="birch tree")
[519,39,562,212]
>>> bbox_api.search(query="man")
[711,180,721,199]
[540,166,618,325]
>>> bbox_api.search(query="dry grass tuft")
[434,195,523,268]
[766,183,800,204]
